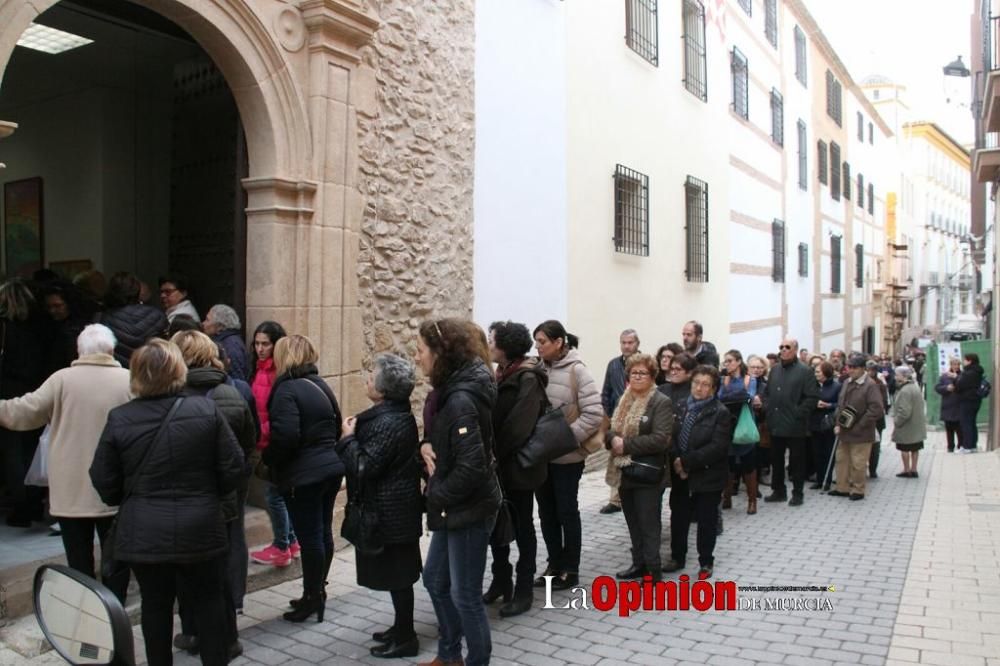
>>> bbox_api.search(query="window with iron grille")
[797,120,807,190]
[857,112,864,141]
[738,0,751,16]
[867,182,874,214]
[764,0,777,48]
[842,162,851,200]
[825,70,842,126]
[831,235,842,294]
[625,0,659,66]
[798,242,808,277]
[613,164,649,256]
[868,122,873,144]
[682,0,707,101]
[817,140,828,184]
[830,142,841,200]
[854,243,864,288]
[731,47,748,119]
[772,219,785,283]
[794,26,807,86]
[771,89,783,146]
[684,176,709,282]
[857,173,864,208]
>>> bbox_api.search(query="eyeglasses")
[779,345,793,350]
[629,371,651,378]
[691,379,714,388]
[159,287,178,295]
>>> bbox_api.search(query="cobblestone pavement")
[9,430,999,665]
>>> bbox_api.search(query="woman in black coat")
[99,272,168,367]
[416,319,501,666]
[663,365,731,580]
[954,352,986,452]
[263,334,345,623]
[482,321,548,618]
[90,340,244,666]
[935,356,963,452]
[336,353,421,659]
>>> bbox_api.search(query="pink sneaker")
[289,541,301,559]
[250,544,292,567]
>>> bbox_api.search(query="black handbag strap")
[120,397,184,506]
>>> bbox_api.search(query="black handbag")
[101,397,184,580]
[341,457,384,556]
[489,499,516,547]
[516,407,578,469]
[620,454,665,484]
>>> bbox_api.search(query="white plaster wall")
[473,0,568,331]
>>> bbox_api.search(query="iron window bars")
[831,235,842,294]
[842,162,851,200]
[732,47,749,119]
[798,242,808,277]
[626,0,659,66]
[738,0,752,16]
[830,142,841,201]
[855,243,864,288]
[771,89,784,146]
[794,25,807,86]
[682,0,707,101]
[685,176,709,282]
[614,164,650,256]
[764,0,778,48]
[817,140,828,184]
[797,120,807,189]
[825,70,843,126]
[772,219,785,283]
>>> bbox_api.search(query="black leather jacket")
[493,358,549,491]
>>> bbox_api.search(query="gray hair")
[77,324,117,356]
[894,365,913,381]
[620,328,639,342]
[372,353,416,402]
[207,304,241,331]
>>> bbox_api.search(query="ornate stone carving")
[274,7,306,52]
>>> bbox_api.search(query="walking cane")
[823,435,840,489]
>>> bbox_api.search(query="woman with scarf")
[663,365,731,579]
[718,350,760,515]
[605,353,673,581]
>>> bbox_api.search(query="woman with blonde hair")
[90,339,243,665]
[263,334,344,622]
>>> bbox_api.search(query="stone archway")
[0,0,378,411]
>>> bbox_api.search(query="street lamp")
[943,55,970,78]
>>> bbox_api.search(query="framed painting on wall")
[49,259,93,281]
[3,177,44,278]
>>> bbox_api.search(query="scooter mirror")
[33,565,134,666]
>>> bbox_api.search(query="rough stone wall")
[355,0,476,379]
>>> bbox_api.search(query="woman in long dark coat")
[336,353,422,659]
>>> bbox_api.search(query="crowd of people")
[0,271,988,665]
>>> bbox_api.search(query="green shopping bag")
[732,402,760,445]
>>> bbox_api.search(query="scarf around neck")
[678,395,713,454]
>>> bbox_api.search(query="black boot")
[283,549,325,623]
[499,577,533,617]
[482,577,513,604]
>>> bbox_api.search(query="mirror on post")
[32,564,135,666]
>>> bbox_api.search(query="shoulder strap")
[121,397,184,506]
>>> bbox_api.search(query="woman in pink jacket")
[247,321,301,567]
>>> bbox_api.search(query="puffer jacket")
[763,360,819,437]
[251,357,276,449]
[935,372,961,421]
[264,365,345,491]
[89,395,244,563]
[214,329,249,382]
[186,366,257,520]
[606,390,673,489]
[542,349,605,464]
[671,398,731,494]
[956,363,985,403]
[336,400,421,544]
[493,358,549,491]
[425,360,502,531]
[100,304,168,367]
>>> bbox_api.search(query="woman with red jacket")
[247,321,301,567]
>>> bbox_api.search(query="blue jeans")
[265,483,296,550]
[423,516,496,666]
[959,400,981,450]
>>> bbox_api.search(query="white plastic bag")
[24,424,50,487]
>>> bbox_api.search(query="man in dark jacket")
[762,337,819,506]
[682,321,720,368]
[599,328,639,514]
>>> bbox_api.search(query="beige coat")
[542,349,605,464]
[0,354,131,517]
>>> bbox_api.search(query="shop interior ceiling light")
[17,23,93,54]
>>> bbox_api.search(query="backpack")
[977,377,992,399]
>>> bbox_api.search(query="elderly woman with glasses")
[663,365,732,580]
[336,354,422,659]
[606,353,673,581]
